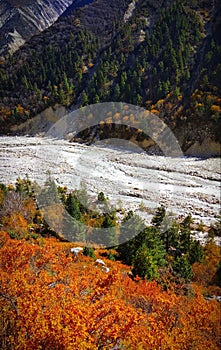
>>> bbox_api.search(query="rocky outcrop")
[0,0,74,57]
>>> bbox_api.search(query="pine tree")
[94,94,100,103]
[113,83,120,100]
[152,206,166,229]
[188,240,205,264]
[81,90,89,106]
[173,256,193,282]
[132,244,159,280]
[65,193,81,220]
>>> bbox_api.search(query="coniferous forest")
[0,0,220,153]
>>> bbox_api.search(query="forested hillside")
[0,0,220,154]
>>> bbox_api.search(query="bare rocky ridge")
[0,0,76,57]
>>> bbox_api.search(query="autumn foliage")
[0,180,220,349]
[0,233,220,350]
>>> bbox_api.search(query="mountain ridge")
[0,0,83,57]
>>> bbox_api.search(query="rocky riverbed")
[0,136,220,228]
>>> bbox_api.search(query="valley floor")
[0,136,220,228]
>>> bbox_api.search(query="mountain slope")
[0,0,81,57]
[0,0,220,155]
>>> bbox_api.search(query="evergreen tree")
[118,211,145,247]
[81,90,89,106]
[94,94,100,103]
[173,256,193,282]
[98,192,106,202]
[188,240,205,264]
[65,193,81,220]
[113,83,120,100]
[83,246,96,260]
[132,244,159,280]
[152,206,166,229]
[102,214,115,228]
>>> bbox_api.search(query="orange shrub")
[0,237,220,349]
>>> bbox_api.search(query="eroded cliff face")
[185,139,221,157]
[9,104,68,136]
[0,0,74,57]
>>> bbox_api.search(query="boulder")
[70,247,83,254]
[95,258,105,266]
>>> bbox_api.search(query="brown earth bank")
[6,104,221,157]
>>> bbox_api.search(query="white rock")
[95,259,105,266]
[70,247,83,254]
[102,266,110,273]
